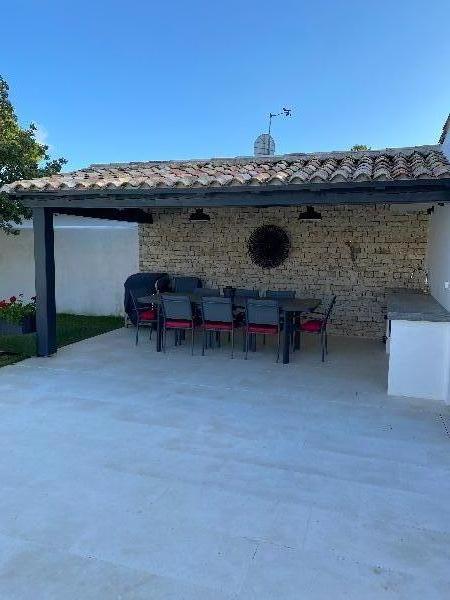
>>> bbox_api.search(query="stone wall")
[139,205,429,338]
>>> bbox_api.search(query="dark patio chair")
[297,295,337,362]
[265,290,296,299]
[129,289,157,346]
[263,291,295,345]
[124,272,167,326]
[155,274,171,293]
[161,294,198,354]
[173,276,202,293]
[232,289,260,331]
[234,289,259,321]
[245,299,282,362]
[194,288,221,297]
[235,288,260,298]
[201,296,240,358]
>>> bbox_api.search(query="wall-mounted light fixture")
[189,208,210,222]
[298,206,322,220]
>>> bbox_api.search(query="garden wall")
[0,215,139,316]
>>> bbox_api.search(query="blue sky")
[2,0,449,170]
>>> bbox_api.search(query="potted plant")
[0,295,36,335]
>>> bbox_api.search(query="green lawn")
[0,313,123,368]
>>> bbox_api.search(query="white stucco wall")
[423,124,450,402]
[388,320,450,402]
[0,215,139,315]
[442,120,450,160]
[428,204,450,311]
[387,143,450,402]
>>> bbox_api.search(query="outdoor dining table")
[138,293,321,364]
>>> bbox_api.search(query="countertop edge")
[386,290,450,323]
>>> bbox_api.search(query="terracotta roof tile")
[4,145,450,194]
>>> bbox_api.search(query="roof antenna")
[254,107,293,156]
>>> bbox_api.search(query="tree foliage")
[350,144,371,151]
[0,75,66,233]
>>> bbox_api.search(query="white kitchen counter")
[386,290,450,402]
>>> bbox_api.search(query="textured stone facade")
[139,205,429,338]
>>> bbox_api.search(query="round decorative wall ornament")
[247,224,290,269]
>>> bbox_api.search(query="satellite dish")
[254,133,275,157]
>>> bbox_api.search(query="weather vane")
[268,107,293,136]
[254,106,293,156]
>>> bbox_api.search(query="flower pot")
[0,314,36,335]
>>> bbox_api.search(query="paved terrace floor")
[0,328,449,599]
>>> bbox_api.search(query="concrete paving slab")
[0,534,233,600]
[0,328,449,598]
[239,542,447,600]
[304,506,450,579]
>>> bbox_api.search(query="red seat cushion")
[299,319,323,332]
[165,319,193,329]
[247,324,279,334]
[139,309,156,320]
[203,320,233,331]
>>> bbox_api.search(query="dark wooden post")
[33,207,57,356]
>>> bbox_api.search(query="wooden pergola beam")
[54,207,153,223]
